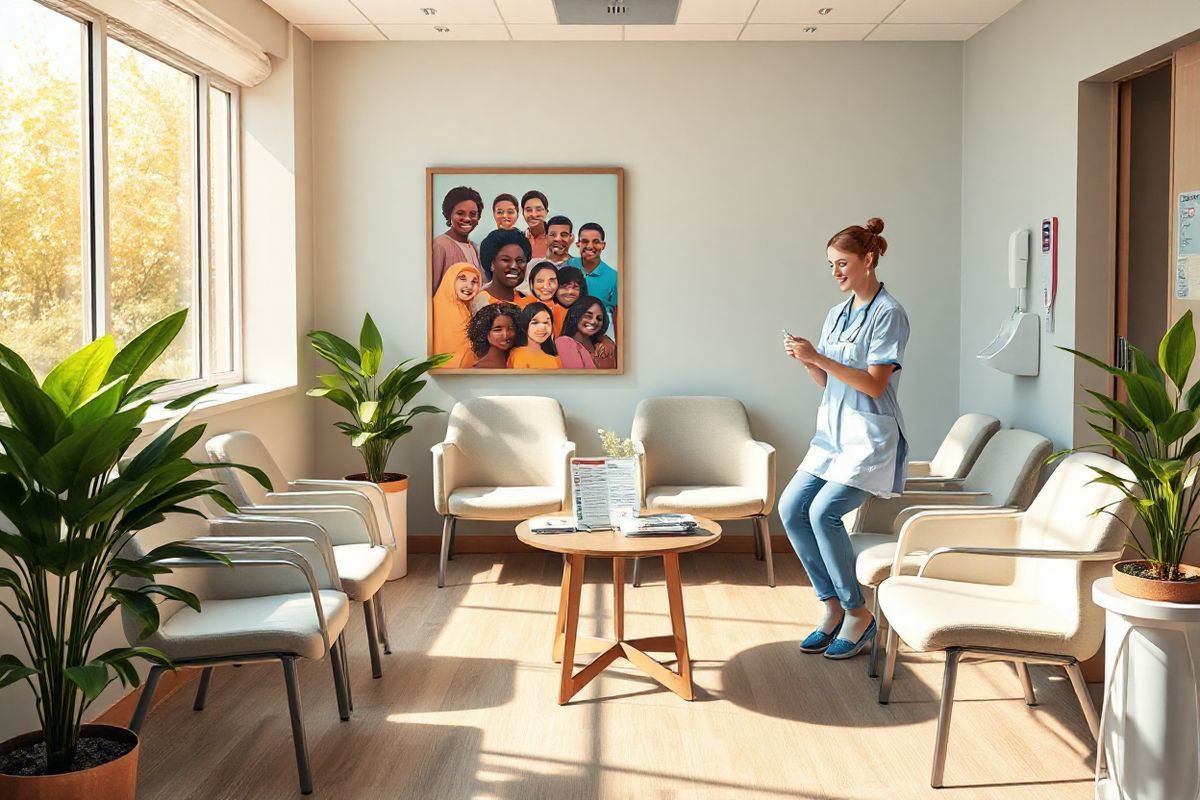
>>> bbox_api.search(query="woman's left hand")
[787,337,819,363]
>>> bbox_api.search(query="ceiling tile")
[508,24,623,40]
[353,0,503,25]
[379,23,510,38]
[298,24,385,40]
[676,0,756,25]
[887,0,1022,24]
[624,24,742,40]
[262,0,368,24]
[867,22,984,40]
[495,0,557,24]
[740,23,874,41]
[750,0,900,25]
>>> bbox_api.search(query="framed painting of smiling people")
[427,167,624,374]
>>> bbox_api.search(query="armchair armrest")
[891,504,1016,535]
[209,516,340,585]
[259,490,382,544]
[893,510,1024,582]
[633,440,647,510]
[290,479,394,545]
[906,461,934,478]
[560,440,577,511]
[744,440,777,515]
[158,539,336,656]
[919,546,1125,577]
[904,476,967,490]
[235,504,377,547]
[431,441,463,517]
[853,491,993,534]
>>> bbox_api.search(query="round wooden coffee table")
[517,516,721,704]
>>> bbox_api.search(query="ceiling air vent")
[553,0,680,25]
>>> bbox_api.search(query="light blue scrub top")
[799,285,910,497]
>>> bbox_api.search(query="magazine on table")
[618,513,701,536]
[529,516,578,534]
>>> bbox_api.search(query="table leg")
[613,558,625,642]
[553,555,572,663]
[558,554,585,705]
[662,553,694,700]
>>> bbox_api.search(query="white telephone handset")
[1040,217,1058,333]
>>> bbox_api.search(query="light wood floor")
[135,553,1101,800]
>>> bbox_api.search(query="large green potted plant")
[1065,309,1200,603]
[0,309,267,799]
[307,313,451,579]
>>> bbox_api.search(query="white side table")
[1093,577,1200,800]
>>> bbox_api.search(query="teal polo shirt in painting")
[566,257,618,318]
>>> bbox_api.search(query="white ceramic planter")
[346,473,408,580]
[1093,578,1200,800]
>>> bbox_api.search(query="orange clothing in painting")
[508,347,561,369]
[431,262,482,356]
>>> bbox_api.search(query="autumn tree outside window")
[0,0,240,390]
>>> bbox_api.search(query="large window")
[0,0,240,388]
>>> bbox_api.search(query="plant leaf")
[42,336,116,413]
[137,583,201,612]
[105,309,188,395]
[358,401,379,425]
[1159,310,1196,392]
[307,331,361,368]
[0,343,37,384]
[164,385,218,411]
[0,366,66,450]
[66,663,111,701]
[359,314,383,377]
[1129,345,1166,385]
[1124,372,1173,425]
[0,654,38,689]
[108,587,161,639]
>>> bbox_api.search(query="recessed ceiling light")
[421,7,437,15]
[803,26,818,33]
[434,25,449,32]
[818,7,833,15]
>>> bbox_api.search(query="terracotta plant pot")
[0,724,139,800]
[347,472,409,580]
[1112,560,1200,604]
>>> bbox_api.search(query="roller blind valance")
[47,0,271,86]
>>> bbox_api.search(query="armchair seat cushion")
[879,577,1085,659]
[644,485,764,518]
[850,534,917,589]
[150,590,349,662]
[332,544,391,601]
[448,486,563,519]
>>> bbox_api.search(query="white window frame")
[26,0,243,400]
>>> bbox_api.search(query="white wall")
[960,0,1200,448]
[311,41,965,536]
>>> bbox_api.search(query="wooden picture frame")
[427,167,625,374]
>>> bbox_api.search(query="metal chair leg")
[759,515,776,588]
[1065,661,1100,740]
[281,657,314,795]
[330,638,351,721]
[878,628,900,704]
[338,633,353,712]
[867,594,882,679]
[1016,661,1036,706]
[931,650,962,788]
[753,517,764,561]
[447,517,458,561]
[193,666,214,711]
[632,556,642,587]
[374,589,392,655]
[129,665,165,733]
[363,597,383,679]
[438,515,454,588]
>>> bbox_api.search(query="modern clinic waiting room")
[4,1,1200,799]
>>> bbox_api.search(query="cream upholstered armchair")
[905,413,1001,488]
[852,429,1052,676]
[122,514,352,795]
[432,396,575,588]
[630,396,776,586]
[876,452,1134,788]
[206,431,394,677]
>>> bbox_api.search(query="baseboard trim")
[409,534,792,554]
[94,667,196,728]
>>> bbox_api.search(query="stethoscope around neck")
[827,282,885,346]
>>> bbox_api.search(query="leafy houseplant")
[307,314,451,580]
[0,309,267,788]
[1065,309,1200,602]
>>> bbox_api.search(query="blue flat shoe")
[799,621,842,654]
[824,618,877,660]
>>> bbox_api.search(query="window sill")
[140,382,300,436]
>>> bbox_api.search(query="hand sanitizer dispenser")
[978,229,1040,376]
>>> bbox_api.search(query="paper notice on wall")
[1177,256,1200,300]
[1176,192,1200,299]
[571,459,612,530]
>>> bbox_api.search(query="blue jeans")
[779,471,871,610]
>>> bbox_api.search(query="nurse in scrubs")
[780,217,909,660]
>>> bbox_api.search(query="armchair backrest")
[929,413,1001,480]
[205,430,287,507]
[632,396,753,487]
[961,429,1052,507]
[1016,452,1135,657]
[443,396,568,488]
